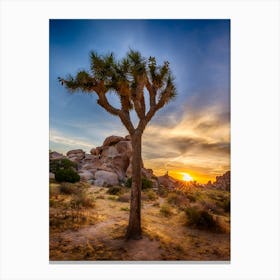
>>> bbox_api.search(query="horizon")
[49,19,230,183]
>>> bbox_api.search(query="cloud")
[142,103,230,179]
[50,129,94,152]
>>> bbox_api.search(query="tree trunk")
[126,130,142,240]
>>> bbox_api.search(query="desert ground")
[49,181,230,261]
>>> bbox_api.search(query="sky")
[49,19,230,183]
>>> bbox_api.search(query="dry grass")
[160,204,172,217]
[117,193,130,202]
[50,183,230,261]
[49,182,96,232]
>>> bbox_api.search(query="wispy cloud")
[50,129,94,153]
[142,104,230,180]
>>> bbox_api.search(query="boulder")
[66,149,84,156]
[90,158,102,169]
[90,146,102,156]
[66,149,85,162]
[94,170,119,187]
[49,151,65,160]
[79,163,94,170]
[112,155,130,180]
[103,135,124,147]
[101,145,119,158]
[49,172,55,179]
[116,141,132,157]
[97,163,114,173]
[78,170,95,181]
[84,154,95,161]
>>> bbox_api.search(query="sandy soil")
[50,185,230,261]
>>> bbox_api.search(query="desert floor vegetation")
[50,182,230,261]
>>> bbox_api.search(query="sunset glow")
[182,173,193,182]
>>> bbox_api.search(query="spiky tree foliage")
[59,50,176,239]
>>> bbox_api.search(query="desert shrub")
[118,193,130,202]
[49,198,56,207]
[201,200,220,214]
[160,204,172,217]
[186,193,196,202]
[107,186,122,195]
[55,169,80,183]
[185,207,220,231]
[107,195,118,201]
[166,192,190,210]
[125,177,153,190]
[50,158,77,173]
[157,185,168,197]
[207,190,229,202]
[142,178,153,189]
[120,206,129,211]
[167,192,180,205]
[59,183,79,195]
[217,197,230,212]
[223,199,230,212]
[70,192,95,209]
[146,189,157,200]
[49,209,94,231]
[185,191,202,203]
[125,177,132,188]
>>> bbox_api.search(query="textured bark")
[126,131,142,240]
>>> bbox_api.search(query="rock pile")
[50,135,157,188]
[49,151,65,160]
[213,171,230,191]
[157,174,178,190]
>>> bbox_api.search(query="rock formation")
[49,151,65,160]
[157,174,178,190]
[213,171,230,191]
[50,135,156,188]
[66,149,85,163]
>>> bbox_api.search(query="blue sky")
[49,19,230,182]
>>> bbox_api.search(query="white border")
[0,0,279,279]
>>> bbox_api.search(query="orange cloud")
[142,105,230,183]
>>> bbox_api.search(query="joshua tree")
[59,50,176,239]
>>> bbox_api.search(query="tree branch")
[97,91,135,134]
[97,92,120,116]
[131,76,146,120]
[119,111,135,135]
[137,86,173,132]
[145,75,156,108]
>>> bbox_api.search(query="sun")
[183,173,193,182]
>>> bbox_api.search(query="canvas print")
[49,19,230,261]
